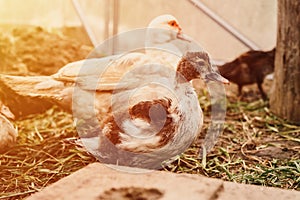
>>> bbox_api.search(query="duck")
[0,114,18,153]
[55,14,191,81]
[217,48,275,100]
[70,51,229,169]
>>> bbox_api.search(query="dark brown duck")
[217,48,275,100]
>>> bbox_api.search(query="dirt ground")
[0,25,92,75]
[0,25,299,199]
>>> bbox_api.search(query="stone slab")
[26,162,300,200]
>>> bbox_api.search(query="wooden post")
[270,0,300,124]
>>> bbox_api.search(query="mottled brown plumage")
[218,48,275,100]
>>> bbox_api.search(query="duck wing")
[51,52,152,91]
[69,52,176,91]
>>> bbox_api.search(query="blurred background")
[0,0,277,61]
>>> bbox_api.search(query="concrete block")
[26,162,300,200]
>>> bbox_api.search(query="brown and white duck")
[68,51,229,169]
[217,48,275,100]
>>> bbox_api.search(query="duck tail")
[0,74,66,118]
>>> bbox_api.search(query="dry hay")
[1,94,299,199]
[0,107,96,199]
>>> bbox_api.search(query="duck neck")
[176,58,199,83]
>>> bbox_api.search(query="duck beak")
[176,32,191,42]
[205,72,230,84]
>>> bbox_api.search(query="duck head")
[177,52,230,84]
[147,14,191,44]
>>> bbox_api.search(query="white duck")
[52,14,190,83]
[0,114,17,153]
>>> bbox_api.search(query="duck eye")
[168,20,176,27]
[197,61,205,66]
[194,58,206,66]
